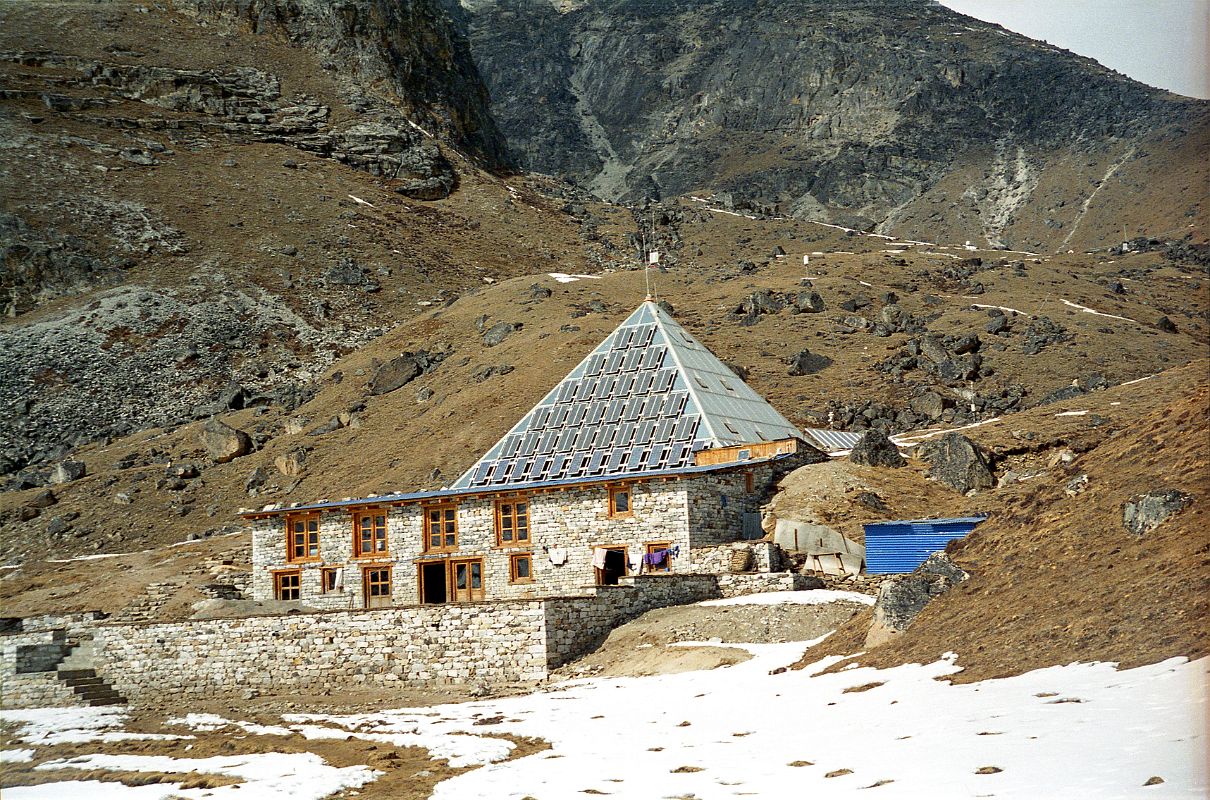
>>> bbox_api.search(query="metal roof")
[450,301,803,490]
[863,515,987,575]
[242,452,796,518]
[802,428,865,453]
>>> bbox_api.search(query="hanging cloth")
[548,547,568,566]
[591,547,608,570]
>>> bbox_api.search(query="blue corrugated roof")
[864,515,987,574]
[242,452,796,517]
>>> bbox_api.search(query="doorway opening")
[420,562,447,605]
[596,547,628,585]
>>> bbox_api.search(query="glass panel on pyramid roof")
[450,301,803,490]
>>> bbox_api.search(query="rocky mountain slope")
[0,0,1205,694]
[454,0,1209,249]
[0,0,635,474]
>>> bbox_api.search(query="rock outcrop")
[1123,490,1192,537]
[849,431,905,469]
[182,0,509,167]
[455,0,1206,246]
[865,552,969,648]
[200,418,253,463]
[920,433,995,494]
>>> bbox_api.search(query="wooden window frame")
[608,485,633,518]
[284,513,321,563]
[352,508,389,558]
[273,569,301,601]
[320,567,339,594]
[744,471,755,493]
[495,495,531,547]
[509,552,534,583]
[644,542,673,573]
[423,503,459,553]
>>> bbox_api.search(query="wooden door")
[363,566,393,609]
[450,559,484,602]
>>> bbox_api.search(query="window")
[285,513,320,562]
[608,485,632,517]
[320,567,339,594]
[424,504,458,552]
[496,496,530,546]
[745,471,755,492]
[274,570,301,600]
[510,553,533,583]
[363,566,392,609]
[645,542,672,573]
[353,510,388,557]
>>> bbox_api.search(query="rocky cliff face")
[183,0,509,168]
[455,0,1208,245]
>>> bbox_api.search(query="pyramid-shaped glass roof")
[451,301,803,490]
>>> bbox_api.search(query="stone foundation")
[5,573,839,706]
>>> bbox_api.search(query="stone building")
[244,300,825,609]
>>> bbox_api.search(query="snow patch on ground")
[699,590,875,607]
[1061,298,1137,323]
[5,780,188,799]
[0,707,187,745]
[166,713,293,737]
[33,752,379,800]
[0,748,35,763]
[283,717,514,768]
[547,272,599,283]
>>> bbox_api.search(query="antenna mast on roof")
[643,202,659,301]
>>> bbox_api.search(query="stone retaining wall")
[715,572,811,597]
[6,574,825,705]
[93,602,550,700]
[1,630,82,709]
[76,573,728,702]
[544,573,721,667]
[690,541,787,574]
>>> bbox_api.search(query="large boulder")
[920,433,994,493]
[369,354,423,395]
[792,290,825,313]
[786,349,832,376]
[909,391,947,420]
[865,552,969,647]
[369,349,447,395]
[848,430,906,468]
[275,447,308,478]
[49,459,87,484]
[482,321,520,347]
[1123,490,1192,536]
[200,418,252,463]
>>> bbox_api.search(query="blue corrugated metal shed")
[864,515,987,574]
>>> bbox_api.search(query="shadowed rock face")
[185,0,510,167]
[453,0,1205,235]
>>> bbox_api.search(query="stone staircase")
[56,639,126,706]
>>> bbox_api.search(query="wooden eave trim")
[241,462,777,520]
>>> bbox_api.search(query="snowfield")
[298,646,1205,800]
[2,629,1205,798]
